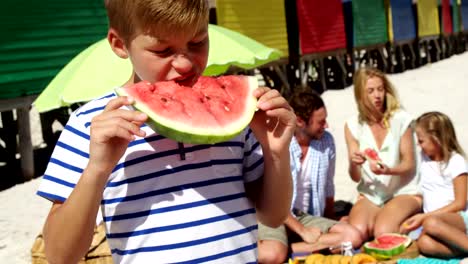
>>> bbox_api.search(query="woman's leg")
[418,213,468,258]
[348,196,381,241]
[373,195,422,237]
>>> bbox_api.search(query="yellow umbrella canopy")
[34,24,282,113]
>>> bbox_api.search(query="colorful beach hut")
[462,0,468,31]
[441,0,454,35]
[0,0,108,179]
[452,0,461,32]
[351,0,389,71]
[388,0,418,72]
[416,0,442,63]
[215,0,291,92]
[295,0,348,90]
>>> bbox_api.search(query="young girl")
[401,111,468,258]
[344,68,422,242]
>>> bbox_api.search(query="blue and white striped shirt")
[290,131,336,217]
[37,92,264,264]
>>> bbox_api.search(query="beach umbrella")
[33,24,282,113]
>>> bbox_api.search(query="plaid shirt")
[290,131,336,216]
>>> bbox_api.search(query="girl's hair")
[288,88,325,123]
[353,67,401,127]
[416,111,466,162]
[104,0,209,43]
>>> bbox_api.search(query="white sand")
[1,52,467,263]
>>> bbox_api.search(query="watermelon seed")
[224,106,230,111]
[205,96,211,100]
[221,85,226,89]
[161,97,168,103]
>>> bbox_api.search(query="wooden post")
[0,95,37,180]
[17,107,34,180]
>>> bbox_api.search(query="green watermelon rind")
[363,233,411,260]
[115,77,258,144]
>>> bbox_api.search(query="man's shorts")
[257,212,338,246]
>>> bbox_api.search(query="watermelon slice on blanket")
[363,233,412,260]
[116,75,258,144]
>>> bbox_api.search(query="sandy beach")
[1,52,467,263]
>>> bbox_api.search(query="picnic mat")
[398,258,462,264]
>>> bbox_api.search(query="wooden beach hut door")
[296,0,349,92]
[388,0,418,72]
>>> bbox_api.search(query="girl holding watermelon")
[344,68,422,242]
[400,112,468,258]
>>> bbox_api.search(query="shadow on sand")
[0,146,52,192]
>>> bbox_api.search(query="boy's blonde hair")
[353,67,401,127]
[416,111,466,163]
[104,0,209,43]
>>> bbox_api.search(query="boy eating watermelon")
[36,1,296,263]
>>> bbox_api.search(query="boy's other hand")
[300,226,322,244]
[250,87,296,156]
[88,96,147,175]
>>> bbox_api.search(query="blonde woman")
[344,68,422,242]
[401,112,468,258]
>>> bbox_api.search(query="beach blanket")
[398,257,462,264]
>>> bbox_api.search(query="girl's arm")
[344,124,364,182]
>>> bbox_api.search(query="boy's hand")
[250,87,296,155]
[300,226,322,244]
[88,96,147,175]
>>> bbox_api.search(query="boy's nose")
[171,54,194,73]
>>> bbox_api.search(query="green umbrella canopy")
[34,24,282,113]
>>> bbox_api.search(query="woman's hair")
[353,67,401,127]
[288,88,325,123]
[416,111,466,162]
[104,0,209,43]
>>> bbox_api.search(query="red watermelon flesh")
[364,148,381,161]
[363,233,411,260]
[116,75,258,144]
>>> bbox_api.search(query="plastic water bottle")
[341,241,354,256]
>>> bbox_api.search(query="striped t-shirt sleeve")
[36,93,116,202]
[36,101,105,202]
[242,128,264,183]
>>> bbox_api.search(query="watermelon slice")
[363,233,411,260]
[363,148,384,169]
[364,148,380,161]
[116,75,258,144]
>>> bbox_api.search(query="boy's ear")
[108,28,129,59]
